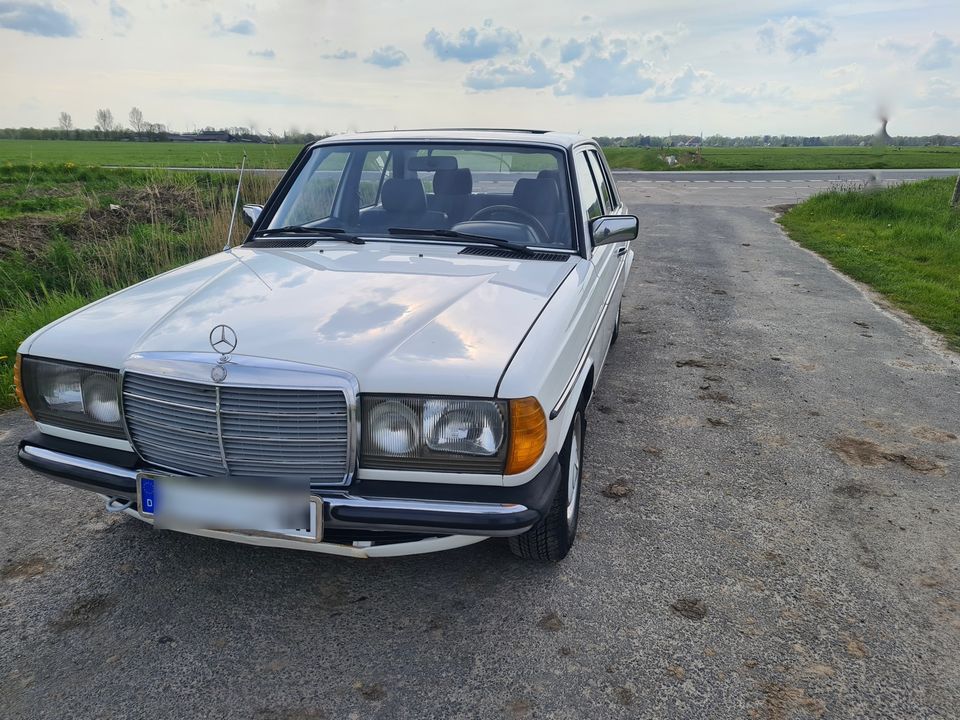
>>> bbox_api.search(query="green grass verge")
[779,177,960,350]
[4,139,960,172]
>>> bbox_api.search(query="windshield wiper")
[387,228,534,255]
[251,226,365,244]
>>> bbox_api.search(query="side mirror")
[590,215,638,246]
[241,204,263,227]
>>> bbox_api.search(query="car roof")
[313,128,591,150]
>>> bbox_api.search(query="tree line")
[595,133,960,148]
[0,108,327,144]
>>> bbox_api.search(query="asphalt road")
[2,177,959,719]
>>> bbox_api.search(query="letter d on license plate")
[137,473,321,542]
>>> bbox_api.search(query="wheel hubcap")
[566,421,582,525]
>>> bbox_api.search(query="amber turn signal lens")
[13,354,34,419]
[505,397,547,475]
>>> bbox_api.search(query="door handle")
[617,247,627,257]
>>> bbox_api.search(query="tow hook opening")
[105,496,133,513]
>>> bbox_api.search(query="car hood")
[24,243,574,397]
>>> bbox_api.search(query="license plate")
[137,473,322,542]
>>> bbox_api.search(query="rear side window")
[586,151,613,211]
[573,152,602,221]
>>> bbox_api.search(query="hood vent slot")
[458,246,570,262]
[246,238,317,248]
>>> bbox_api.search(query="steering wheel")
[468,205,550,244]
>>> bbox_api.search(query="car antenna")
[223,151,248,252]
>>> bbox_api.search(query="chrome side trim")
[550,255,626,420]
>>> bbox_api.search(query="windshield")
[265,142,574,249]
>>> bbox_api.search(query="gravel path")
[1,178,957,719]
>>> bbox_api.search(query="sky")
[1,0,959,137]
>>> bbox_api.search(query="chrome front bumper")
[19,443,560,539]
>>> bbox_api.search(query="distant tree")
[58,111,73,131]
[95,108,115,134]
[129,106,146,133]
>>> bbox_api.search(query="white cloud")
[464,53,558,90]
[916,33,959,70]
[824,63,862,80]
[322,49,357,60]
[559,38,585,63]
[718,82,790,104]
[248,49,275,60]
[914,77,960,107]
[109,1,131,35]
[758,16,832,58]
[554,36,655,98]
[651,65,712,102]
[424,19,520,62]
[876,37,917,55]
[0,1,78,37]
[364,45,408,68]
[212,13,255,36]
[640,23,688,57]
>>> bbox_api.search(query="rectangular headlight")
[361,396,508,473]
[19,357,125,438]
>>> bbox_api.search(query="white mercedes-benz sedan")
[15,129,636,560]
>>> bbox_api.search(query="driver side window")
[573,152,602,221]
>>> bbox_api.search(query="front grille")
[123,373,350,484]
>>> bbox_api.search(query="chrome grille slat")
[123,371,350,484]
[123,392,217,414]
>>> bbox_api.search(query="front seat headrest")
[513,178,559,216]
[433,168,473,196]
[381,178,427,213]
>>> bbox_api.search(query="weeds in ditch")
[0,165,278,408]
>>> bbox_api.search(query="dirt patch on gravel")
[699,390,733,403]
[1,555,53,580]
[910,426,958,444]
[0,185,205,257]
[757,682,825,720]
[50,593,116,632]
[832,483,895,500]
[670,598,706,620]
[826,436,942,473]
[602,482,633,499]
[676,358,713,368]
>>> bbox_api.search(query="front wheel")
[509,409,585,561]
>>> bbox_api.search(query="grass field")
[779,177,960,351]
[604,145,960,171]
[3,139,960,172]
[0,140,299,169]
[0,164,278,408]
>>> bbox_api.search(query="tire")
[509,409,585,561]
[611,300,621,345]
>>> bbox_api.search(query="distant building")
[163,131,263,143]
